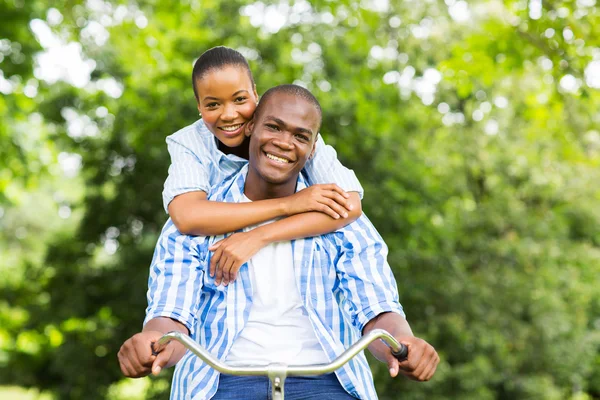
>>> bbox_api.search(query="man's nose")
[272,134,293,150]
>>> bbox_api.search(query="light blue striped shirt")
[162,119,364,212]
[146,165,404,400]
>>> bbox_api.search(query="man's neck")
[243,170,298,201]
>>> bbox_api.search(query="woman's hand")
[209,231,267,285]
[284,184,353,219]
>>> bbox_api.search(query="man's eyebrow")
[202,90,250,102]
[264,116,314,136]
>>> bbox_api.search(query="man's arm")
[333,216,439,381]
[118,222,205,378]
[362,312,439,381]
[118,317,189,378]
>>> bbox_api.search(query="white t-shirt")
[226,198,329,367]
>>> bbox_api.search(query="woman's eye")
[205,102,218,108]
[234,96,247,102]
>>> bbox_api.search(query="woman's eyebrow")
[203,90,249,102]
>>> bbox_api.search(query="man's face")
[247,93,320,188]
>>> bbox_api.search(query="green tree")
[1,0,598,399]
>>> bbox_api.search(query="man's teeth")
[266,153,289,163]
[221,124,242,132]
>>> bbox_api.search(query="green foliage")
[1,0,599,399]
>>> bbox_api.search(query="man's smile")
[264,152,291,164]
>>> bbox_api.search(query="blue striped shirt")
[162,119,364,212]
[146,166,404,400]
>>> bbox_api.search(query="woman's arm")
[209,192,361,285]
[169,184,355,235]
[169,191,285,235]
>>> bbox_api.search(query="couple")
[118,84,439,398]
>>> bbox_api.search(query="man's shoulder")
[208,165,249,202]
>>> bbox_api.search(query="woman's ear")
[253,84,259,103]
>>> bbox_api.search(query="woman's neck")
[218,136,250,160]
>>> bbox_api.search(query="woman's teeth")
[221,124,242,132]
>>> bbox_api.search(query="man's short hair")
[255,84,322,131]
[192,46,255,101]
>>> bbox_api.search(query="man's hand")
[209,231,266,285]
[118,331,186,377]
[284,184,352,219]
[363,312,439,382]
[387,336,439,381]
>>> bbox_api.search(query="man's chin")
[260,170,295,185]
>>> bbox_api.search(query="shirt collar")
[220,164,309,202]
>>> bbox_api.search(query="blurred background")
[1,0,599,399]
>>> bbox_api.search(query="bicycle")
[155,328,408,400]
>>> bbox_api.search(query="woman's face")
[195,65,258,148]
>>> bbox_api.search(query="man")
[118,85,439,399]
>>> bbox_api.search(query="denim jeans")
[211,373,358,400]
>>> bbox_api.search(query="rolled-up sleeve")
[162,136,211,213]
[144,221,205,336]
[333,215,405,332]
[303,134,364,198]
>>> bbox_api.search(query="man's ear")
[245,117,255,137]
[309,140,317,159]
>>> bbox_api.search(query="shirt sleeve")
[333,215,405,333]
[144,221,205,336]
[162,135,211,213]
[302,134,364,198]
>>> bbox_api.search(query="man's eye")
[266,124,280,131]
[295,134,309,141]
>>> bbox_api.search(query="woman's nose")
[221,103,237,120]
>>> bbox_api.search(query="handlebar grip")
[391,343,408,362]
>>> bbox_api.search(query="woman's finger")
[324,184,349,198]
[210,247,223,277]
[319,203,340,219]
[221,256,236,286]
[320,199,347,219]
[208,240,223,251]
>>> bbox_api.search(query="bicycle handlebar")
[155,328,408,377]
